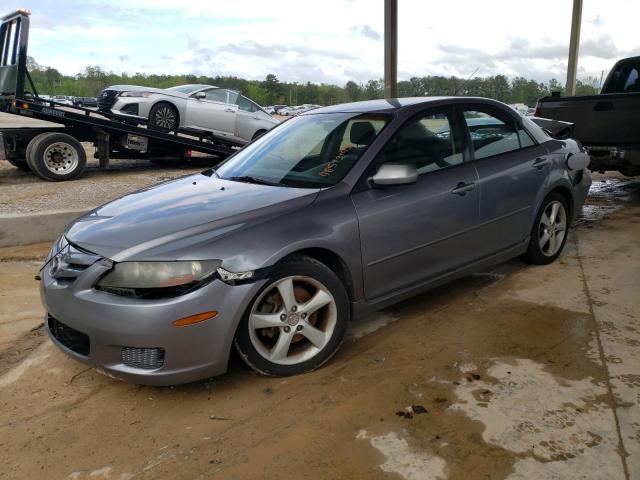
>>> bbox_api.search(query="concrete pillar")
[566,0,583,96]
[384,0,397,99]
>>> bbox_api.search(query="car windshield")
[215,112,389,188]
[167,84,206,94]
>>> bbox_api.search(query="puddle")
[576,177,640,226]
[348,311,401,339]
[447,358,625,479]
[356,430,447,480]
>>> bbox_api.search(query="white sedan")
[97,84,278,143]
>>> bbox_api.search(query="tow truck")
[0,9,244,181]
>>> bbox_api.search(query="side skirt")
[351,241,528,318]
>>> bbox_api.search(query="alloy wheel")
[154,106,176,128]
[538,200,567,257]
[248,276,337,365]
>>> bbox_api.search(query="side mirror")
[194,91,206,99]
[567,152,590,171]
[371,163,418,186]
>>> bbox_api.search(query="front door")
[351,107,480,300]
[185,88,237,136]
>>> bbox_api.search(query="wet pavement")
[0,174,638,479]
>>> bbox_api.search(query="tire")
[7,157,31,171]
[235,255,350,376]
[524,192,570,265]
[27,132,86,181]
[251,129,267,141]
[25,132,51,172]
[149,102,179,131]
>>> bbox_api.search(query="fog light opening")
[173,311,218,327]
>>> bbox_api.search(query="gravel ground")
[0,112,224,214]
[0,112,290,215]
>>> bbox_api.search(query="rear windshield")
[603,59,640,93]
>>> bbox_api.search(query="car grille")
[49,243,102,282]
[97,89,119,112]
[47,315,90,356]
[121,347,165,370]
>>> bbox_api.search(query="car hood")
[65,173,320,262]
[104,85,190,98]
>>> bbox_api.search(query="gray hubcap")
[43,142,79,174]
[538,200,567,257]
[154,106,176,128]
[248,276,337,365]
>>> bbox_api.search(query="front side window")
[216,112,389,188]
[375,109,463,175]
[204,89,228,103]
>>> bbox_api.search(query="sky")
[12,0,640,85]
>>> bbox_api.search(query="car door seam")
[366,205,530,267]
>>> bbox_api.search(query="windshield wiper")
[226,175,281,187]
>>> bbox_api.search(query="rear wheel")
[524,192,569,265]
[235,255,349,376]
[26,132,86,181]
[251,129,267,141]
[149,103,179,131]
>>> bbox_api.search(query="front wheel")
[149,103,179,131]
[524,192,570,265]
[235,255,349,376]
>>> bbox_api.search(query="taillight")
[533,103,541,117]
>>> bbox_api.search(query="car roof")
[306,96,506,114]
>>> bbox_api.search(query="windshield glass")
[167,84,206,94]
[216,112,389,188]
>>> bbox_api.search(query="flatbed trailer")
[0,9,244,181]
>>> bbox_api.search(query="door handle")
[225,108,235,113]
[451,182,475,196]
[593,101,613,112]
[533,157,550,170]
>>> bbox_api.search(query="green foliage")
[25,56,599,107]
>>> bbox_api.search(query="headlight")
[119,91,153,98]
[43,234,68,267]
[96,260,221,297]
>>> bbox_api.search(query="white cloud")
[24,0,640,84]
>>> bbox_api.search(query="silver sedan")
[97,84,278,143]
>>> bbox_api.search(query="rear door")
[185,88,237,135]
[461,104,551,256]
[234,95,264,141]
[351,106,480,300]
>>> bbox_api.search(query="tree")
[344,81,361,102]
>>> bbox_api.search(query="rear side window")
[376,108,463,175]
[463,107,535,160]
[236,95,259,112]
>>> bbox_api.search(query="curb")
[0,208,91,247]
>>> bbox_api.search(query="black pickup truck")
[536,56,640,176]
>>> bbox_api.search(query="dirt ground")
[0,174,637,480]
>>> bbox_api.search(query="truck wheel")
[7,157,31,171]
[27,133,86,181]
[149,103,179,131]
